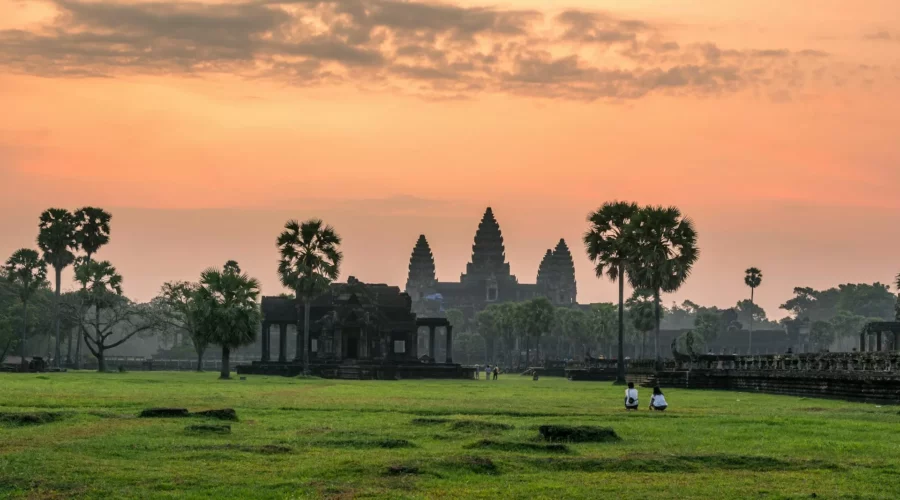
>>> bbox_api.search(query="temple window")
[487,285,498,302]
[311,339,318,353]
[394,340,406,353]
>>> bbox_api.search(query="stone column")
[877,331,883,352]
[279,323,288,362]
[296,324,303,361]
[261,322,270,362]
[429,326,436,359]
[445,325,453,364]
[860,331,867,352]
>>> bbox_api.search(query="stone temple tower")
[405,235,437,308]
[461,207,512,284]
[536,238,577,305]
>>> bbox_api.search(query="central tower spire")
[462,207,511,283]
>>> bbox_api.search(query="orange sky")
[2,0,899,318]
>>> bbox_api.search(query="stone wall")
[626,352,900,405]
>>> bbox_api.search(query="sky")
[1,0,899,319]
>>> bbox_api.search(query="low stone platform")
[236,360,476,380]
[565,367,619,381]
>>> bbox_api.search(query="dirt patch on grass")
[538,425,619,443]
[193,409,238,421]
[528,455,840,473]
[385,465,420,476]
[0,411,67,426]
[314,438,415,449]
[445,456,500,475]
[466,439,570,454]
[450,420,514,432]
[410,417,451,425]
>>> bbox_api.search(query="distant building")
[405,207,577,320]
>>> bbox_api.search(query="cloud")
[863,31,893,41]
[0,0,847,101]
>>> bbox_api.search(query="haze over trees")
[3,249,48,367]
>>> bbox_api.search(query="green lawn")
[0,372,898,499]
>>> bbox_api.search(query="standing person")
[484,364,491,381]
[492,366,499,380]
[624,382,639,411]
[474,364,481,379]
[649,386,668,411]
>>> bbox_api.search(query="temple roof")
[536,249,553,286]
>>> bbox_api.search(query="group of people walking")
[624,382,668,411]
[475,364,499,380]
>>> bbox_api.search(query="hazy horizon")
[2,0,899,319]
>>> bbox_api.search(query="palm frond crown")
[583,201,641,282]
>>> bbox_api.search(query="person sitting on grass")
[624,382,639,411]
[649,386,668,411]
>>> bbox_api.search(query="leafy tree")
[693,310,722,345]
[628,206,699,360]
[519,297,555,365]
[3,249,49,368]
[583,201,640,383]
[780,283,895,327]
[809,321,834,351]
[277,219,342,375]
[72,207,111,366]
[586,303,616,358]
[37,208,78,368]
[195,261,261,379]
[74,259,158,372]
[626,290,657,358]
[475,306,500,363]
[743,267,763,351]
[156,281,207,371]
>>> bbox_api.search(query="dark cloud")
[863,31,893,41]
[0,0,846,101]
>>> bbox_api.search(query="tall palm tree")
[3,249,49,369]
[37,208,78,369]
[628,206,699,361]
[276,219,342,375]
[744,267,763,352]
[71,207,112,367]
[583,201,640,384]
[895,272,900,322]
[195,261,261,380]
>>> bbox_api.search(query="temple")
[236,277,472,379]
[406,207,577,319]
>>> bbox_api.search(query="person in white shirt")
[624,382,639,411]
[484,365,491,380]
[649,386,668,411]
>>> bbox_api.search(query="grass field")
[1,372,898,499]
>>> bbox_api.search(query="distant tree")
[586,303,616,358]
[74,259,158,372]
[743,267,763,351]
[780,283,895,326]
[3,249,49,368]
[693,310,722,345]
[628,206,699,360]
[157,281,207,371]
[809,320,834,351]
[626,290,657,358]
[584,201,641,383]
[475,307,500,363]
[277,219,342,375]
[519,297,555,365]
[896,272,900,321]
[195,261,261,379]
[72,207,111,366]
[37,208,78,369]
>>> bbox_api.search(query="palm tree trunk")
[615,264,625,384]
[94,305,103,372]
[303,301,311,375]
[524,336,530,367]
[749,287,754,353]
[654,289,661,362]
[20,299,28,371]
[219,346,230,379]
[54,267,62,369]
[66,327,74,366]
[75,252,91,371]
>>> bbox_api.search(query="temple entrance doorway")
[344,329,360,359]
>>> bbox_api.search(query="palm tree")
[744,267,763,352]
[195,261,261,379]
[895,272,900,321]
[583,201,640,384]
[276,219,342,375]
[37,208,78,369]
[72,207,111,367]
[520,297,555,366]
[3,249,49,369]
[628,206,699,361]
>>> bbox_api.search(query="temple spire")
[406,234,436,293]
[550,238,577,304]
[462,207,511,282]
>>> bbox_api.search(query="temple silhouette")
[405,207,577,320]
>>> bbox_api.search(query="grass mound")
[538,425,619,443]
[527,455,839,473]
[0,411,66,426]
[316,438,415,449]
[139,408,189,418]
[185,424,232,434]
[410,417,451,425]
[449,420,513,432]
[466,439,570,454]
[193,408,238,421]
[385,465,420,476]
